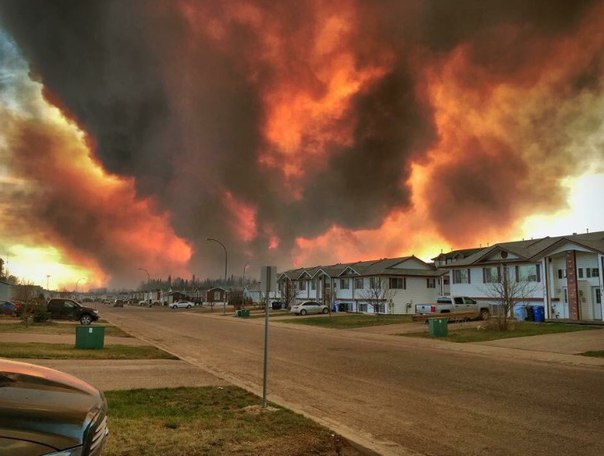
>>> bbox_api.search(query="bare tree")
[359,276,397,317]
[281,279,301,309]
[483,264,539,331]
[14,283,47,327]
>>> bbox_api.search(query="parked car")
[171,300,194,309]
[47,298,99,325]
[0,301,18,317]
[0,358,109,455]
[290,301,329,315]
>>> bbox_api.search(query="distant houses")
[279,231,604,322]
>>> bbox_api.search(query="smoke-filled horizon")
[1,0,603,288]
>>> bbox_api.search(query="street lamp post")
[75,277,86,294]
[207,238,228,315]
[242,263,250,308]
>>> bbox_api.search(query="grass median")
[0,343,177,360]
[104,386,359,456]
[0,321,131,337]
[401,321,600,343]
[279,313,415,329]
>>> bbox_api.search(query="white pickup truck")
[415,296,490,320]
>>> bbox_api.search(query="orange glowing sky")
[0,1,603,289]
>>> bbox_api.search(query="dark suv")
[47,299,99,325]
[0,359,109,455]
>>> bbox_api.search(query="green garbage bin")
[240,309,250,318]
[75,325,105,349]
[428,318,448,337]
[235,309,242,317]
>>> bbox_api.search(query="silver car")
[290,301,329,315]
[171,300,194,309]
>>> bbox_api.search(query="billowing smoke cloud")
[0,0,603,284]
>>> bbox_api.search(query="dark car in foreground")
[0,359,109,455]
[47,298,99,325]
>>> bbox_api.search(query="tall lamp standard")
[75,277,86,294]
[207,238,228,315]
[242,263,250,309]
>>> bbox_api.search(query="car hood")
[0,359,107,450]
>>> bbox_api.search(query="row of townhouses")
[278,231,604,322]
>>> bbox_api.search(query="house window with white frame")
[427,278,436,288]
[340,278,350,289]
[359,303,368,312]
[298,281,306,291]
[557,269,566,279]
[389,277,406,289]
[586,268,600,278]
[310,280,316,290]
[578,268,584,278]
[354,277,364,289]
[482,266,500,283]
[369,277,381,289]
[452,269,471,284]
[516,264,541,282]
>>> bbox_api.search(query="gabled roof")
[442,231,604,267]
[280,256,440,279]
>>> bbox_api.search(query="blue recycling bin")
[514,304,527,321]
[533,305,545,322]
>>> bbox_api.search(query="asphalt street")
[102,306,604,456]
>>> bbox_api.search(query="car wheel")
[300,309,307,316]
[322,308,328,314]
[187,305,192,309]
[172,305,177,309]
[480,309,490,320]
[79,314,93,325]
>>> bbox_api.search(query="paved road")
[102,306,604,456]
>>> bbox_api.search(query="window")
[340,278,350,289]
[375,303,385,313]
[578,268,584,278]
[482,267,500,283]
[443,275,450,285]
[370,277,381,289]
[310,280,316,290]
[587,268,599,278]
[516,264,541,282]
[452,269,471,284]
[298,281,306,291]
[427,278,436,288]
[354,278,364,289]
[359,303,368,312]
[558,269,566,279]
[389,277,406,289]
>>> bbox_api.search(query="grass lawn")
[580,350,604,358]
[0,321,131,337]
[104,386,358,456]
[0,343,177,360]
[401,321,600,343]
[280,314,415,329]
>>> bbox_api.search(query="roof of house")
[442,231,604,267]
[279,256,440,279]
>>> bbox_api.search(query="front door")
[593,287,602,320]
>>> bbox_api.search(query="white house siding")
[390,277,439,314]
[0,281,11,303]
[448,264,546,308]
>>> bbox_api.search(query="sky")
[0,0,603,291]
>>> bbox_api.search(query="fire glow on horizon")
[0,1,603,288]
